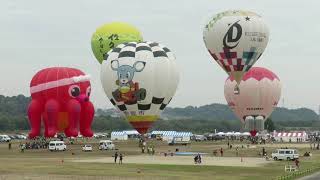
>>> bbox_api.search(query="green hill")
[0,95,318,132]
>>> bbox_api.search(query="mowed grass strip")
[0,139,319,179]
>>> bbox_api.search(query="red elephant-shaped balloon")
[28,67,95,138]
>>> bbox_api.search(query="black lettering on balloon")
[114,34,119,40]
[223,20,242,49]
[108,34,119,48]
[109,41,115,49]
[108,34,119,41]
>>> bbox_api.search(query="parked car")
[99,140,115,150]
[0,135,11,142]
[82,144,93,152]
[168,137,190,146]
[48,141,66,151]
[272,149,299,161]
[194,135,207,142]
[16,134,27,140]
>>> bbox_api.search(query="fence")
[276,166,320,180]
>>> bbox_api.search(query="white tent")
[151,131,167,135]
[242,132,251,136]
[234,132,241,136]
[162,131,193,142]
[111,131,128,140]
[273,131,307,142]
[226,132,234,136]
[216,132,225,136]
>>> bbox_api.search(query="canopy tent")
[216,132,225,136]
[273,131,307,142]
[162,131,193,142]
[234,132,241,136]
[111,131,128,140]
[242,132,251,136]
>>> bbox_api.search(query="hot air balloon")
[224,67,281,136]
[91,22,143,64]
[101,41,179,134]
[28,67,95,138]
[203,10,269,92]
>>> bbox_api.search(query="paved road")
[298,171,320,180]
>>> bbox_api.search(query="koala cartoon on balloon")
[110,60,147,105]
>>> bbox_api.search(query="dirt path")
[73,155,272,167]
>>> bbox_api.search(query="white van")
[272,149,299,161]
[0,135,11,142]
[49,141,66,151]
[99,140,115,150]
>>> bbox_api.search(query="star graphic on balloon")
[245,17,250,21]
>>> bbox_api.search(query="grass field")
[0,139,319,180]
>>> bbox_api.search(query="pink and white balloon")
[224,67,281,135]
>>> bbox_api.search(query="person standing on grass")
[198,153,202,164]
[220,148,223,156]
[236,147,239,157]
[8,141,11,150]
[295,158,300,169]
[194,154,198,164]
[114,152,118,163]
[119,154,123,164]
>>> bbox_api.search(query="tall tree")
[264,118,275,132]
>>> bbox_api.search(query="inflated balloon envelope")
[91,22,143,64]
[203,10,269,86]
[28,67,95,138]
[224,67,281,135]
[101,41,179,134]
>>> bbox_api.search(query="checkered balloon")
[203,10,269,84]
[101,41,179,134]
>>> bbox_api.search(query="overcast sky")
[1,0,319,112]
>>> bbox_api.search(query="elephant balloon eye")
[68,85,81,98]
[86,86,91,97]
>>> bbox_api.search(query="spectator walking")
[119,154,123,164]
[220,148,223,156]
[114,152,118,163]
[262,147,266,156]
[236,147,239,157]
[194,155,198,164]
[197,153,202,164]
[213,149,217,156]
[295,158,300,169]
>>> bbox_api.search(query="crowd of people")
[139,139,155,155]
[16,137,49,152]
